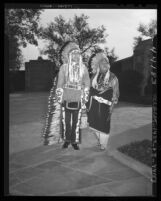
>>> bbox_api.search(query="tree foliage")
[5,8,44,70]
[104,47,118,64]
[9,37,23,70]
[5,9,43,47]
[137,19,157,38]
[133,19,157,49]
[38,14,108,67]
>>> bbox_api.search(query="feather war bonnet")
[60,41,80,64]
[90,52,110,74]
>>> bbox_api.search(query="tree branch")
[81,44,95,54]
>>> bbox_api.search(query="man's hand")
[56,88,63,104]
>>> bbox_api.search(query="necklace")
[96,72,111,91]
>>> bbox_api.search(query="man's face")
[99,58,110,73]
[71,50,80,63]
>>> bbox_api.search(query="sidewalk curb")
[108,149,152,181]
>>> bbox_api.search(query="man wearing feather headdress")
[86,52,119,150]
[55,41,90,150]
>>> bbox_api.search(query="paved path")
[9,92,153,196]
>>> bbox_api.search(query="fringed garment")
[56,63,90,144]
[42,76,63,145]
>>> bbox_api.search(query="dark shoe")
[72,144,80,150]
[62,142,70,149]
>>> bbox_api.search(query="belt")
[93,96,112,106]
[65,101,80,110]
[64,84,81,90]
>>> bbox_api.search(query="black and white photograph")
[4,3,157,197]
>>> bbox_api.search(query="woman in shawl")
[86,52,119,150]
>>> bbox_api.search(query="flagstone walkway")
[8,92,153,196]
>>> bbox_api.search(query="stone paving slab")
[10,146,62,166]
[55,191,81,196]
[110,105,152,137]
[49,149,93,164]
[95,168,141,182]
[101,176,153,196]
[9,173,21,187]
[55,183,116,196]
[9,93,48,154]
[9,122,43,154]
[9,162,27,173]
[77,183,116,196]
[67,151,131,174]
[9,164,110,196]
[11,166,47,182]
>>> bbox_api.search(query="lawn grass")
[117,139,152,167]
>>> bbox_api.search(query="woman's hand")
[109,103,114,113]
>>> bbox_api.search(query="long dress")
[87,86,113,134]
[86,71,119,149]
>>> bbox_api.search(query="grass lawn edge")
[108,149,152,181]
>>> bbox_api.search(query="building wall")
[111,60,123,76]
[9,70,25,92]
[25,58,55,91]
[111,39,152,97]
[133,39,152,96]
[121,57,134,72]
[111,56,133,76]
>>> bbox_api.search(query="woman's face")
[99,59,110,73]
